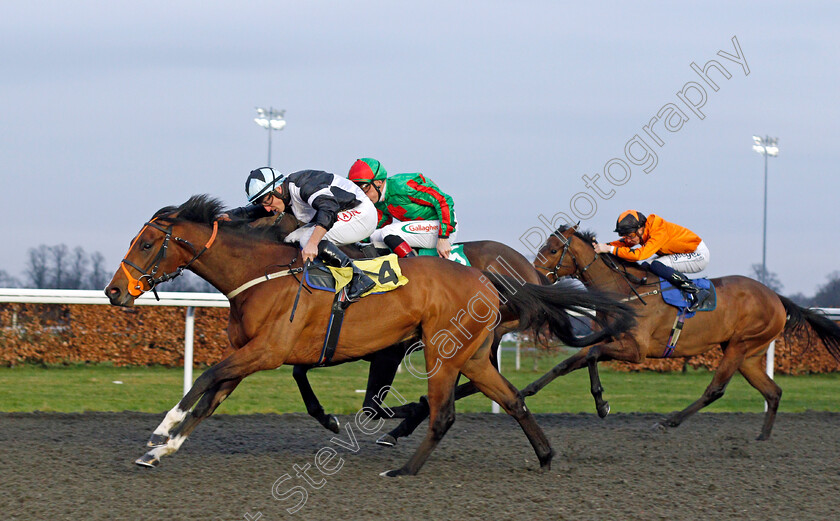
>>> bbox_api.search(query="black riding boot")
[648,260,709,312]
[317,241,376,300]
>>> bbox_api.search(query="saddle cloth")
[416,244,470,266]
[659,277,717,318]
[304,253,408,297]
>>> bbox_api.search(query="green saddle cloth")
[416,244,470,266]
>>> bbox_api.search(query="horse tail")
[778,294,840,363]
[483,273,636,347]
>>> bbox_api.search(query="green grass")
[1,350,839,414]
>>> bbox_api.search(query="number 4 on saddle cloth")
[303,254,409,366]
[658,277,717,357]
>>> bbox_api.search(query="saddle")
[302,254,408,366]
[657,277,716,357]
[658,277,716,317]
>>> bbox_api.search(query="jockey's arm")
[302,226,328,262]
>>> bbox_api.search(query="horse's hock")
[2,303,839,373]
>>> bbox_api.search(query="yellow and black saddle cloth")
[302,254,408,365]
[304,253,408,296]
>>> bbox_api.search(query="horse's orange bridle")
[120,219,218,298]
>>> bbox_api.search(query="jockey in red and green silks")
[348,158,457,258]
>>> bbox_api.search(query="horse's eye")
[551,249,557,254]
[141,242,153,251]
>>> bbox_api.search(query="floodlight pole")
[751,135,779,285]
[762,149,768,286]
[254,107,286,167]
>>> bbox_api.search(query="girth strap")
[318,290,350,366]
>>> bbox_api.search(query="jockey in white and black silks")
[227,167,378,300]
[347,158,457,259]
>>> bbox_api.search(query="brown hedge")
[1,304,838,373]
[0,304,229,367]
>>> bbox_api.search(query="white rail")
[0,288,228,395]
[2,288,838,404]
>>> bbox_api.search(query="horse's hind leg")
[738,353,782,440]
[657,344,744,431]
[380,366,460,477]
[137,378,242,467]
[292,365,340,433]
[460,343,553,470]
[377,339,501,447]
[376,379,479,447]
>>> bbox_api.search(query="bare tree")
[88,252,110,290]
[812,271,840,307]
[50,244,70,289]
[0,269,19,287]
[750,263,783,293]
[61,246,89,289]
[25,245,50,288]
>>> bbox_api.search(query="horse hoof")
[538,449,554,470]
[135,453,159,468]
[376,434,397,447]
[326,415,340,434]
[147,433,169,447]
[597,402,610,419]
[379,468,405,477]
[651,422,668,433]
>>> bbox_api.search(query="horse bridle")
[537,231,650,303]
[120,219,218,299]
[537,231,599,283]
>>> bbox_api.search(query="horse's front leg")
[292,365,340,433]
[138,338,284,467]
[138,377,242,466]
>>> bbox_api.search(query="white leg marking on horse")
[153,405,188,436]
[147,433,188,460]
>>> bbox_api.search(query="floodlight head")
[752,135,763,146]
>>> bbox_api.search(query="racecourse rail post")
[184,306,195,396]
[492,342,502,413]
[765,340,775,412]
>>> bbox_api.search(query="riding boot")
[383,234,417,258]
[649,260,709,312]
[317,241,376,300]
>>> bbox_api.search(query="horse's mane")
[553,225,644,272]
[153,194,284,242]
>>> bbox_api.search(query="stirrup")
[347,274,376,301]
[685,289,708,313]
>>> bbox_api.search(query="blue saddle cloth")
[659,277,717,318]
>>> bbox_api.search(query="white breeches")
[370,220,458,249]
[653,240,710,274]
[284,198,378,246]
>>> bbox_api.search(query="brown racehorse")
[260,213,605,446]
[524,224,840,440]
[105,196,635,475]
[291,239,559,444]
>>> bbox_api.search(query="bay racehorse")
[292,240,560,445]
[524,224,840,440]
[259,213,614,446]
[105,196,636,475]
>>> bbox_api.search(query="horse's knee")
[706,386,726,402]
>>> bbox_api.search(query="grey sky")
[1,1,837,294]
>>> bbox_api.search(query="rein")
[120,220,219,300]
[540,231,654,304]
